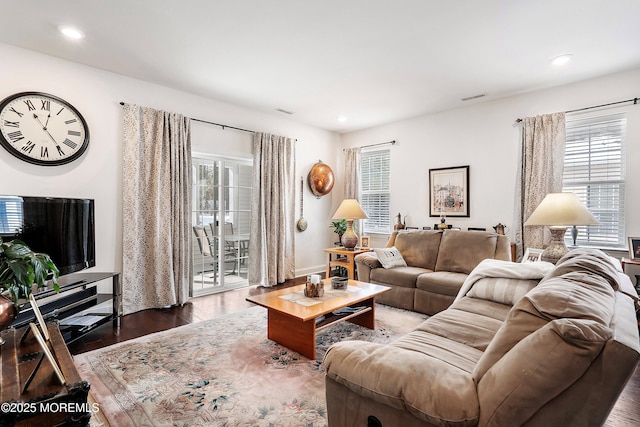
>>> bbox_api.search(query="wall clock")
[0,92,89,166]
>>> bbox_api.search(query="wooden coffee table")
[246,279,390,359]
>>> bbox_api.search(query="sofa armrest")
[386,231,399,247]
[355,253,381,282]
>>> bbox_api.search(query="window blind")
[361,149,390,233]
[563,113,626,248]
[0,196,24,235]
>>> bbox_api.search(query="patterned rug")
[75,304,427,427]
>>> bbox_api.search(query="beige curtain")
[249,132,296,286]
[344,147,362,233]
[343,147,361,199]
[514,112,566,259]
[122,104,192,315]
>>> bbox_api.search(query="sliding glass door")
[192,156,252,295]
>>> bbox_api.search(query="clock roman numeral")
[56,145,65,156]
[40,100,50,111]
[3,120,19,128]
[9,107,23,117]
[63,138,77,149]
[21,141,36,154]
[7,130,24,143]
[56,107,65,115]
[24,100,36,111]
[41,146,49,158]
[68,130,81,137]
[65,119,77,125]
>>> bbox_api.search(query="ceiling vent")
[461,93,487,101]
[275,108,294,115]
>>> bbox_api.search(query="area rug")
[75,304,427,427]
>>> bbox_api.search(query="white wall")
[340,67,640,260]
[3,42,639,289]
[0,43,339,286]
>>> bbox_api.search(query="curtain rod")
[119,102,256,134]
[190,118,255,134]
[515,97,639,123]
[343,140,396,151]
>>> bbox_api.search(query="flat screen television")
[0,196,95,276]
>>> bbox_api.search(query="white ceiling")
[2,1,640,133]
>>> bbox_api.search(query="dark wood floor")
[67,277,306,355]
[68,278,639,426]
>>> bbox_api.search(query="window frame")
[562,113,626,249]
[360,148,391,234]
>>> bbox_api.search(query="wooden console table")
[1,323,91,426]
[324,247,371,280]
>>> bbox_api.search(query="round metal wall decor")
[307,160,334,198]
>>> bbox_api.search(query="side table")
[324,247,371,280]
[621,257,640,290]
[621,257,640,270]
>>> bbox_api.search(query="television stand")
[10,272,121,345]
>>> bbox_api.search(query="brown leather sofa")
[324,248,640,427]
[355,230,511,315]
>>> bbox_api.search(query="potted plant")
[0,237,59,338]
[330,219,348,242]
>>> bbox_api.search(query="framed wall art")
[522,248,543,263]
[429,165,470,217]
[628,237,640,260]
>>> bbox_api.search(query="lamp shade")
[524,193,598,226]
[332,199,368,220]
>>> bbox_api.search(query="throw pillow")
[374,246,407,268]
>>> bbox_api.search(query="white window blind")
[361,149,390,233]
[0,196,23,236]
[562,113,626,248]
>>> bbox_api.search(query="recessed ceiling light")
[337,116,347,123]
[551,54,572,66]
[58,26,85,39]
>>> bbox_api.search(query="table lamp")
[332,199,368,250]
[524,192,599,263]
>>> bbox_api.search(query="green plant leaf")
[330,219,348,235]
[0,239,59,307]
[4,240,32,259]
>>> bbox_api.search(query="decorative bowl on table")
[331,277,348,290]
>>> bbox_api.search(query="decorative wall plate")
[307,160,334,198]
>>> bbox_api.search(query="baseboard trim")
[295,265,325,278]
